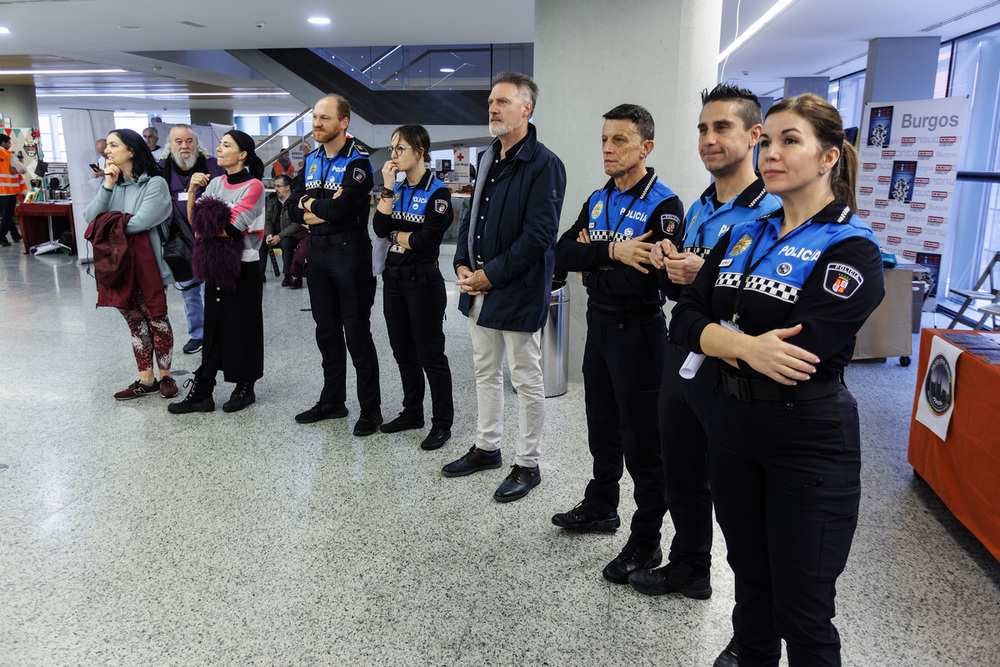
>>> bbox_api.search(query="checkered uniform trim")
[317,181,343,192]
[687,245,712,259]
[715,272,800,304]
[393,211,425,224]
[589,229,634,243]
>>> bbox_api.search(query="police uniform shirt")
[555,168,684,309]
[372,170,453,267]
[302,137,374,236]
[671,201,885,382]
[472,132,529,268]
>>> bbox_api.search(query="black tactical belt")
[589,302,663,319]
[311,228,369,247]
[719,365,841,403]
[382,262,438,279]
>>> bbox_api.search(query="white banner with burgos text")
[856,97,969,305]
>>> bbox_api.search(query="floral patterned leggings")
[119,296,173,373]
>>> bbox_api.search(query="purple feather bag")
[190,196,243,291]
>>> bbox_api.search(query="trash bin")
[541,283,569,398]
[912,280,926,333]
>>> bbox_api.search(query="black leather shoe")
[353,413,383,436]
[295,403,348,424]
[380,412,424,434]
[420,427,451,451]
[281,275,293,287]
[628,560,711,599]
[167,378,215,414]
[223,382,256,413]
[713,637,739,667]
[602,543,662,584]
[552,501,620,532]
[494,465,540,503]
[442,445,502,477]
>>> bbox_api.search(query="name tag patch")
[824,262,863,298]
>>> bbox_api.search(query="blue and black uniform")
[296,138,380,419]
[658,178,780,578]
[372,170,454,430]
[670,201,885,666]
[555,168,683,551]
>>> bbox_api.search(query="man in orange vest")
[0,133,28,247]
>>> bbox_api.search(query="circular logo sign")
[776,262,792,277]
[924,354,952,416]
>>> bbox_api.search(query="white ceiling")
[1,0,999,116]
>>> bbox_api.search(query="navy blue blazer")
[455,124,566,332]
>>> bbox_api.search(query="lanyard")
[313,150,336,190]
[605,177,651,236]
[730,220,812,323]
[396,182,418,216]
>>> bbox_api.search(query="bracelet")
[381,187,394,199]
[389,230,399,245]
[611,242,616,261]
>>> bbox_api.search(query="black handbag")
[157,205,195,284]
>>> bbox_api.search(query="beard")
[173,150,199,171]
[488,117,523,138]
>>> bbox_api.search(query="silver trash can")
[541,285,569,397]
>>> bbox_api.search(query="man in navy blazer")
[443,71,567,503]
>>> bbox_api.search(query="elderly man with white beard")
[158,124,225,354]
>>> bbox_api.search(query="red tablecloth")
[908,329,1000,560]
[15,201,75,254]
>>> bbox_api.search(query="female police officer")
[670,93,884,667]
[372,124,454,451]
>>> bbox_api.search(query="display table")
[16,201,75,254]
[853,265,922,362]
[908,329,1000,561]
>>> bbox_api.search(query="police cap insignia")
[435,199,448,214]
[729,234,753,257]
[823,262,864,298]
[353,167,366,183]
[661,213,680,234]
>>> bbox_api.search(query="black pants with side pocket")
[707,384,861,667]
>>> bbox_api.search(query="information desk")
[908,329,1000,561]
[16,201,76,254]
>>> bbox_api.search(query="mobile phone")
[90,163,101,173]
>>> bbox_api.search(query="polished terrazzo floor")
[1,242,998,667]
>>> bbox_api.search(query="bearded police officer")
[551,104,684,583]
[292,95,382,436]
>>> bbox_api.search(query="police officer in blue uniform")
[670,94,885,667]
[372,124,453,451]
[631,84,780,667]
[552,104,684,583]
[292,95,382,436]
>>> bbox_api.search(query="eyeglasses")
[389,145,411,156]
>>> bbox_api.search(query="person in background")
[669,93,885,666]
[372,124,454,452]
[262,174,306,286]
[0,134,28,246]
[158,124,225,354]
[631,83,781,667]
[444,72,566,503]
[83,129,177,400]
[169,130,266,415]
[552,104,683,582]
[143,127,161,154]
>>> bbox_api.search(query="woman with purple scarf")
[168,130,266,414]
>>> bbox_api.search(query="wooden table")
[908,329,1000,560]
[16,201,75,254]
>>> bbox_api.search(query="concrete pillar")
[191,108,234,126]
[863,37,940,105]
[0,84,39,128]
[784,77,829,98]
[534,0,723,380]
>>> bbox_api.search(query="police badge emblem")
[591,200,603,219]
[823,262,863,298]
[661,214,679,234]
[729,234,753,257]
[353,167,365,183]
[308,163,317,178]
[392,192,401,203]
[776,262,792,277]
[435,200,448,214]
[624,228,634,238]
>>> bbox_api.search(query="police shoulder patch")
[353,167,366,183]
[434,199,448,214]
[661,213,680,234]
[824,262,864,299]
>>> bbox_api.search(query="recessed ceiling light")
[118,25,141,30]
[0,27,10,35]
[307,17,331,25]
[440,68,455,73]
[0,68,127,75]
